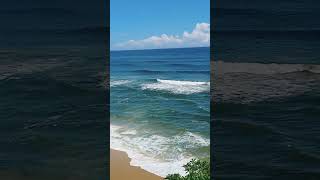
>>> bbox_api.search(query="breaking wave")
[110,124,209,177]
[141,79,210,95]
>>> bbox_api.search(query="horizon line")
[110,46,210,52]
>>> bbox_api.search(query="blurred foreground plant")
[165,159,210,180]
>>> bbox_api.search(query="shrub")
[165,159,210,180]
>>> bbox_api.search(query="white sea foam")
[110,124,209,177]
[120,129,137,135]
[110,80,132,87]
[141,79,210,95]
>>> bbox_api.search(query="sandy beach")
[110,149,163,180]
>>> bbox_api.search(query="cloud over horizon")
[112,23,210,50]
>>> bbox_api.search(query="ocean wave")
[110,80,132,87]
[213,61,320,75]
[110,124,209,177]
[141,79,210,95]
[132,70,209,75]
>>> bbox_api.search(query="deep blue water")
[110,47,210,177]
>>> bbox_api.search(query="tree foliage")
[165,159,210,180]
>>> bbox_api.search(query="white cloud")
[112,23,210,50]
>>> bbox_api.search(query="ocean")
[110,47,210,177]
[212,31,320,179]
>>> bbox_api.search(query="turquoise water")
[110,47,210,177]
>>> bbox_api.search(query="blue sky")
[111,0,210,50]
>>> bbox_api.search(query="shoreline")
[110,149,163,180]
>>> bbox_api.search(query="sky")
[111,0,210,50]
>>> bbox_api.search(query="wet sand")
[110,149,163,180]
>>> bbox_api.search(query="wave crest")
[141,79,210,95]
[110,80,132,87]
[110,124,209,177]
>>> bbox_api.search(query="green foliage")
[165,159,210,180]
